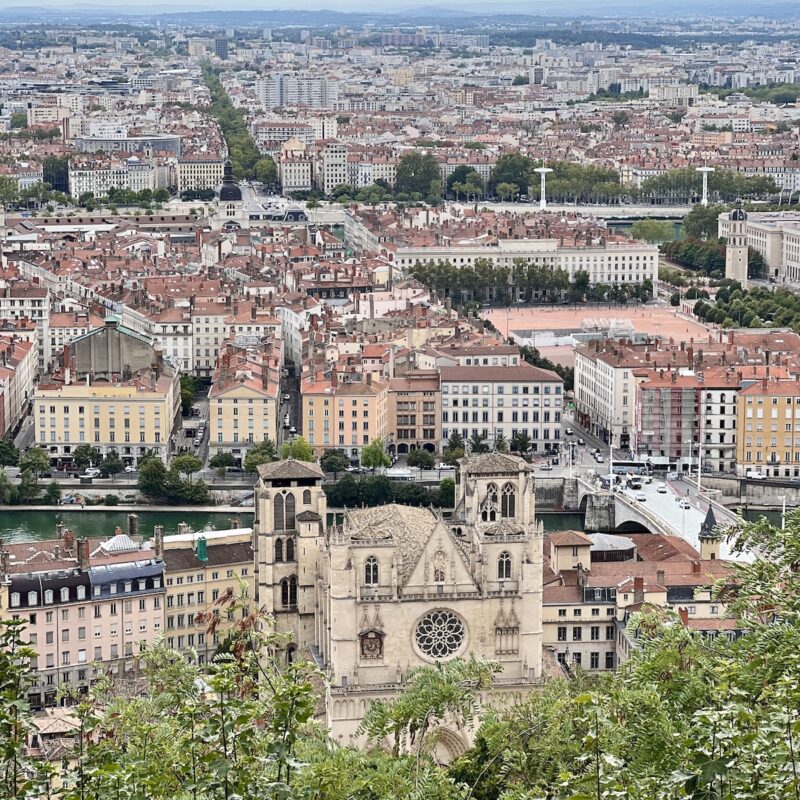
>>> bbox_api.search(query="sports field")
[484,305,713,368]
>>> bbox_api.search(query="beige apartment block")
[302,373,388,464]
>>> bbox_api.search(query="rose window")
[415,610,465,659]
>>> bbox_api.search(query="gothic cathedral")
[253,452,544,759]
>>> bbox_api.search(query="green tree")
[19,447,48,475]
[438,477,455,506]
[489,153,534,197]
[494,431,509,453]
[320,448,350,477]
[630,219,675,243]
[511,430,532,454]
[244,437,277,473]
[670,291,681,306]
[406,449,435,469]
[138,458,168,500]
[280,435,314,462]
[180,374,199,415]
[682,202,728,239]
[72,443,100,471]
[254,157,277,185]
[468,432,490,454]
[101,449,123,480]
[0,175,19,206]
[361,438,391,472]
[16,470,39,503]
[0,439,18,466]
[209,451,235,475]
[612,110,630,127]
[511,74,530,85]
[172,453,203,483]
[43,480,61,505]
[9,112,27,128]
[395,150,441,196]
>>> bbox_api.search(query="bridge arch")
[615,519,653,534]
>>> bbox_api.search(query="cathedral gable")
[402,519,477,594]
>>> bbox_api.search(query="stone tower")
[253,459,327,658]
[725,204,748,287]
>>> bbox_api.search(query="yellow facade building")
[737,378,800,478]
[387,370,440,455]
[34,320,181,467]
[302,373,388,463]
[208,341,281,466]
[159,524,255,666]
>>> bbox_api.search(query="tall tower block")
[725,204,748,287]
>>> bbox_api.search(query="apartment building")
[34,320,181,467]
[191,301,228,378]
[161,526,255,665]
[736,378,800,478]
[208,341,281,465]
[1,524,165,709]
[176,157,225,192]
[302,372,388,463]
[387,370,440,455]
[385,240,658,292]
[0,282,49,371]
[543,527,734,673]
[0,335,37,438]
[279,152,314,193]
[440,363,564,453]
[68,157,159,197]
[315,142,348,195]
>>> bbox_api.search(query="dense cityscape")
[1,2,800,798]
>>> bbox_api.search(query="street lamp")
[534,166,553,211]
[696,166,715,207]
[781,495,787,530]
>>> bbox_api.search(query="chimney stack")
[127,513,139,538]
[656,569,665,587]
[633,575,644,604]
[77,538,90,571]
[153,525,164,557]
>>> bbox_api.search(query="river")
[0,509,587,544]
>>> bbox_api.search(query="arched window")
[274,494,285,531]
[286,537,295,562]
[76,585,86,600]
[501,483,516,519]
[280,578,289,606]
[10,592,20,607]
[365,556,379,585]
[44,589,53,604]
[285,493,296,530]
[27,591,37,606]
[302,489,311,505]
[275,537,284,563]
[61,587,69,602]
[289,575,297,605]
[498,551,512,580]
[481,483,499,522]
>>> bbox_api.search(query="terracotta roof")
[257,459,324,481]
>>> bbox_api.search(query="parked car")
[539,463,553,471]
[656,482,668,493]
[746,470,766,480]
[83,467,101,478]
[124,465,137,473]
[283,393,291,401]
[577,438,585,446]
[564,427,574,436]
[595,455,605,463]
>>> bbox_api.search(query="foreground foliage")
[5,513,800,798]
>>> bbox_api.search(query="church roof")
[345,503,437,583]
[257,459,324,481]
[218,159,242,202]
[296,510,322,522]
[459,452,529,475]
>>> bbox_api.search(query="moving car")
[679,499,691,509]
[577,438,585,446]
[565,427,574,436]
[539,463,553,471]
[595,454,605,463]
[633,491,647,502]
[656,482,668,493]
[746,470,766,480]
[83,467,101,478]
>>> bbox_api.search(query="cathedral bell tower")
[725,202,748,287]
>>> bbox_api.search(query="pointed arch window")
[275,537,284,563]
[501,482,516,519]
[285,493,296,530]
[280,575,298,607]
[498,551,512,580]
[286,537,295,562]
[365,556,379,586]
[481,483,499,522]
[274,494,285,531]
[303,489,311,505]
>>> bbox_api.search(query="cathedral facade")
[253,453,544,757]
